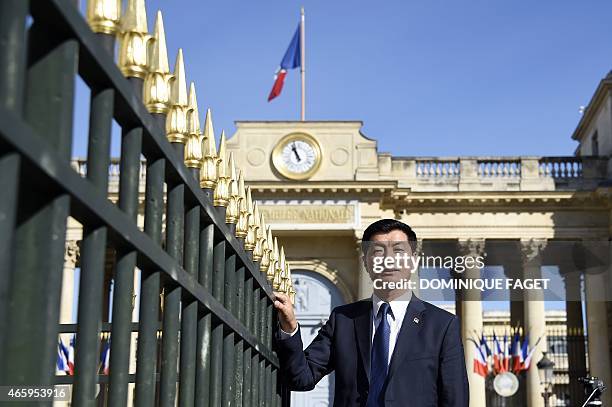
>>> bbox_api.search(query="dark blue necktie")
[367,302,391,407]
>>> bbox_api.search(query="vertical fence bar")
[251,288,261,406]
[234,266,245,407]
[3,20,78,392]
[195,224,214,407]
[159,176,184,406]
[108,126,143,405]
[179,194,200,406]
[259,295,267,407]
[73,83,114,406]
[135,156,165,407]
[242,277,253,406]
[0,0,27,364]
[258,358,266,407]
[209,240,226,406]
[222,253,237,406]
[265,363,272,407]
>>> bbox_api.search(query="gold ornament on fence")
[273,245,285,291]
[235,179,249,239]
[267,236,279,282]
[166,49,189,144]
[184,83,203,168]
[213,132,230,206]
[86,0,121,35]
[144,11,172,114]
[244,196,259,252]
[259,224,272,273]
[252,204,264,262]
[225,157,240,224]
[118,0,150,79]
[200,109,219,189]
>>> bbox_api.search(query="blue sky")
[73,0,612,158]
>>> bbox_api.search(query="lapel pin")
[413,317,420,324]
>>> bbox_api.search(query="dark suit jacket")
[275,295,469,407]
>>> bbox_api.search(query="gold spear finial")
[288,266,296,304]
[184,83,203,168]
[282,260,291,294]
[236,180,249,239]
[285,263,293,292]
[272,250,283,291]
[166,49,189,144]
[200,109,219,189]
[245,191,258,252]
[144,11,172,114]
[260,224,271,274]
[225,160,240,224]
[213,131,230,206]
[276,247,287,292]
[279,245,286,273]
[252,203,264,262]
[267,235,278,282]
[87,0,121,35]
[118,0,149,78]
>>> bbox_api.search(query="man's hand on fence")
[273,292,298,333]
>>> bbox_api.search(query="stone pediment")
[227,121,380,182]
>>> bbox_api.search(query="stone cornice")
[245,181,397,194]
[571,74,612,142]
[385,190,612,209]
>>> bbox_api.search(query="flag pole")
[300,6,306,121]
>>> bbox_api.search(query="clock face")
[272,133,322,180]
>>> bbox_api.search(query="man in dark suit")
[273,219,469,407]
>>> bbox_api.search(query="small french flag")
[268,24,301,102]
[57,339,70,375]
[56,336,75,375]
[100,337,111,375]
[473,340,488,378]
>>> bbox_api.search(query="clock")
[272,132,322,180]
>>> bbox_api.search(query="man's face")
[362,229,415,286]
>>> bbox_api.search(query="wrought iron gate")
[0,0,293,405]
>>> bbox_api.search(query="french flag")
[511,331,522,373]
[473,340,488,378]
[57,336,75,375]
[100,338,111,375]
[57,340,71,375]
[492,332,502,373]
[268,24,301,102]
[518,333,530,372]
[501,333,509,372]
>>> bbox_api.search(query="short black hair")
[361,219,417,253]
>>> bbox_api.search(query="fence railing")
[0,1,292,406]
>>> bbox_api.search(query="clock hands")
[291,142,302,162]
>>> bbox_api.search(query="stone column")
[57,240,79,407]
[60,240,80,324]
[457,239,486,407]
[561,267,587,405]
[521,239,547,407]
[583,239,612,406]
[356,238,373,299]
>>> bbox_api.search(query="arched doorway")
[290,270,345,407]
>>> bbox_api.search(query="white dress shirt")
[279,290,413,368]
[371,290,412,366]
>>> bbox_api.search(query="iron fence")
[0,0,293,405]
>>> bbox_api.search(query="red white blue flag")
[57,335,75,375]
[100,337,111,375]
[268,24,301,102]
[472,340,488,378]
[57,339,71,375]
